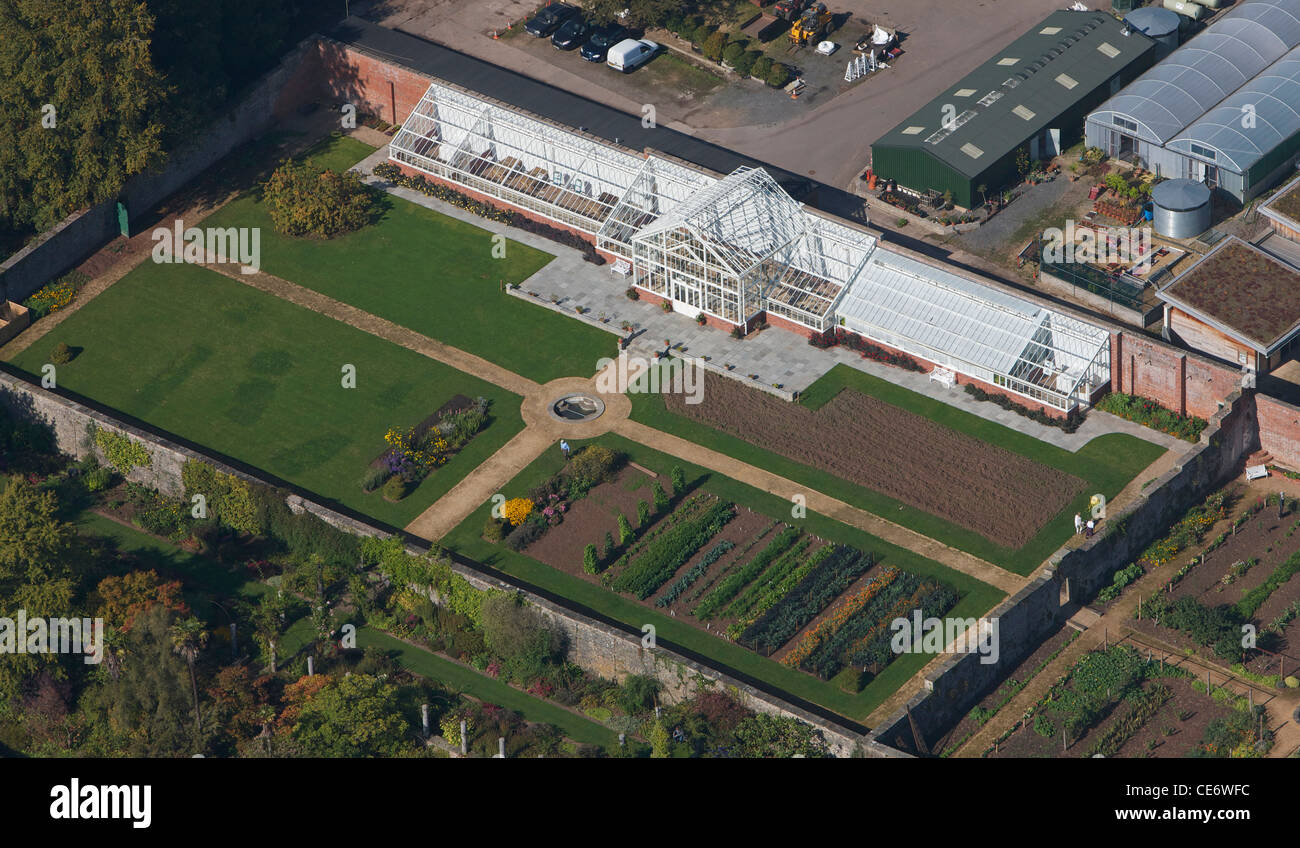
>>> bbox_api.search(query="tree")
[670,466,686,496]
[766,62,792,89]
[0,478,83,697]
[480,593,564,678]
[637,500,651,527]
[602,531,616,561]
[287,673,409,757]
[82,605,197,756]
[703,31,727,62]
[0,0,169,233]
[251,591,291,673]
[617,513,634,545]
[649,720,671,758]
[732,714,829,758]
[169,616,209,736]
[262,161,376,238]
[95,569,189,632]
[582,543,599,575]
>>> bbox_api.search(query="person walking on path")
[1074,513,1083,535]
[560,439,571,460]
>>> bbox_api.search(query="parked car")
[524,3,578,37]
[580,24,630,62]
[606,38,659,73]
[551,16,592,50]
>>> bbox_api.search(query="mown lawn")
[630,364,1167,575]
[12,262,523,528]
[440,432,1006,724]
[201,134,615,384]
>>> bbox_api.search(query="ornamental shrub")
[766,62,792,88]
[503,497,534,527]
[637,500,651,527]
[670,465,686,496]
[262,161,376,239]
[602,531,616,561]
[652,481,669,513]
[617,513,634,545]
[50,342,75,364]
[733,49,760,77]
[567,445,620,496]
[483,518,507,542]
[751,55,773,80]
[723,40,746,67]
[504,520,544,552]
[361,465,392,492]
[693,23,716,46]
[382,475,411,501]
[583,543,599,574]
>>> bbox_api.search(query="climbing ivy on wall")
[91,425,152,474]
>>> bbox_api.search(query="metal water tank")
[1151,179,1211,239]
[1125,6,1181,60]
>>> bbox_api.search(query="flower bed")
[808,327,925,372]
[23,270,90,320]
[963,384,1084,433]
[1096,392,1207,441]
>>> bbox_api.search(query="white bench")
[611,259,632,276]
[1245,464,1269,481]
[929,367,956,389]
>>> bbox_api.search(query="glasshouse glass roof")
[1089,0,1300,145]
[633,168,808,276]
[835,249,1110,398]
[1168,48,1300,173]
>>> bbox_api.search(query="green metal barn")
[870,10,1156,209]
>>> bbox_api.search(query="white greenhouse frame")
[389,79,1112,408]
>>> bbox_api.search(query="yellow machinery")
[790,2,831,46]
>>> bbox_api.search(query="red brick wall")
[318,42,432,124]
[1111,330,1239,420]
[1256,394,1300,469]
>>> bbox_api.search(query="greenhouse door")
[671,278,701,318]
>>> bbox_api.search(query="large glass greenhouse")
[388,78,1112,410]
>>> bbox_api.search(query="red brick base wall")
[763,312,817,339]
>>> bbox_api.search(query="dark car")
[580,24,630,62]
[524,3,578,37]
[551,17,592,50]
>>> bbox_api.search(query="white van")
[606,38,659,72]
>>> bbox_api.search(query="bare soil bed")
[522,466,656,573]
[665,379,1084,548]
